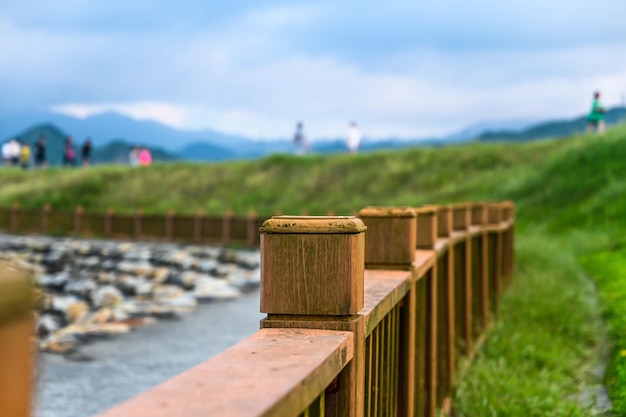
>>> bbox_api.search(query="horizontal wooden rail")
[95,328,353,417]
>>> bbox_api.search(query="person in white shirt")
[1,141,11,166]
[7,139,21,166]
[346,122,362,154]
[292,122,308,155]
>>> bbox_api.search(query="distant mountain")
[444,118,539,142]
[0,111,256,152]
[477,107,626,142]
[177,142,237,162]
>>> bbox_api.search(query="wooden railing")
[92,200,515,417]
[0,262,34,417]
[0,204,268,246]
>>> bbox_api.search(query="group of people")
[292,121,363,155]
[0,93,610,170]
[292,91,609,155]
[1,136,93,169]
[129,145,152,166]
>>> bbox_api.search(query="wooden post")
[432,205,455,407]
[470,202,489,335]
[358,207,417,269]
[260,216,367,417]
[10,203,19,232]
[486,203,504,315]
[74,206,83,236]
[222,210,233,246]
[105,208,114,237]
[165,209,175,240]
[0,266,35,417]
[247,210,258,247]
[450,203,472,356]
[357,207,427,416]
[134,209,143,239]
[470,202,486,227]
[437,205,451,239]
[414,206,439,416]
[194,209,204,243]
[452,203,469,232]
[502,201,515,280]
[42,204,50,233]
[487,203,503,226]
[415,207,438,250]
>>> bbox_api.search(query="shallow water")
[34,288,263,417]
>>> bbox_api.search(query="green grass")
[580,247,626,414]
[0,139,560,215]
[454,232,604,416]
[3,125,626,415]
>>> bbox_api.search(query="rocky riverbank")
[0,234,260,357]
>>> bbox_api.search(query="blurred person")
[346,121,362,153]
[81,138,93,167]
[292,121,308,155]
[138,147,152,166]
[34,136,47,168]
[129,145,140,166]
[19,141,31,169]
[8,138,21,166]
[586,91,606,134]
[63,136,76,167]
[1,140,10,166]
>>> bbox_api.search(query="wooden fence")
[0,204,267,246]
[92,200,515,417]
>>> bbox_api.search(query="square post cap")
[260,216,367,234]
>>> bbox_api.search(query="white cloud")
[46,46,626,140]
[51,102,187,128]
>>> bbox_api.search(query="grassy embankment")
[2,126,626,415]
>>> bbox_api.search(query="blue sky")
[1,1,625,139]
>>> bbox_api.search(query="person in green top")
[586,91,606,134]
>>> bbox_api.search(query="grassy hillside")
[0,138,562,215]
[2,125,626,414]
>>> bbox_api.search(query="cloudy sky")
[1,1,625,140]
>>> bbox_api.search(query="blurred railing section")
[94,200,515,417]
[0,262,35,417]
[0,204,268,246]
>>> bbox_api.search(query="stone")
[65,301,90,323]
[93,286,124,308]
[194,277,240,302]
